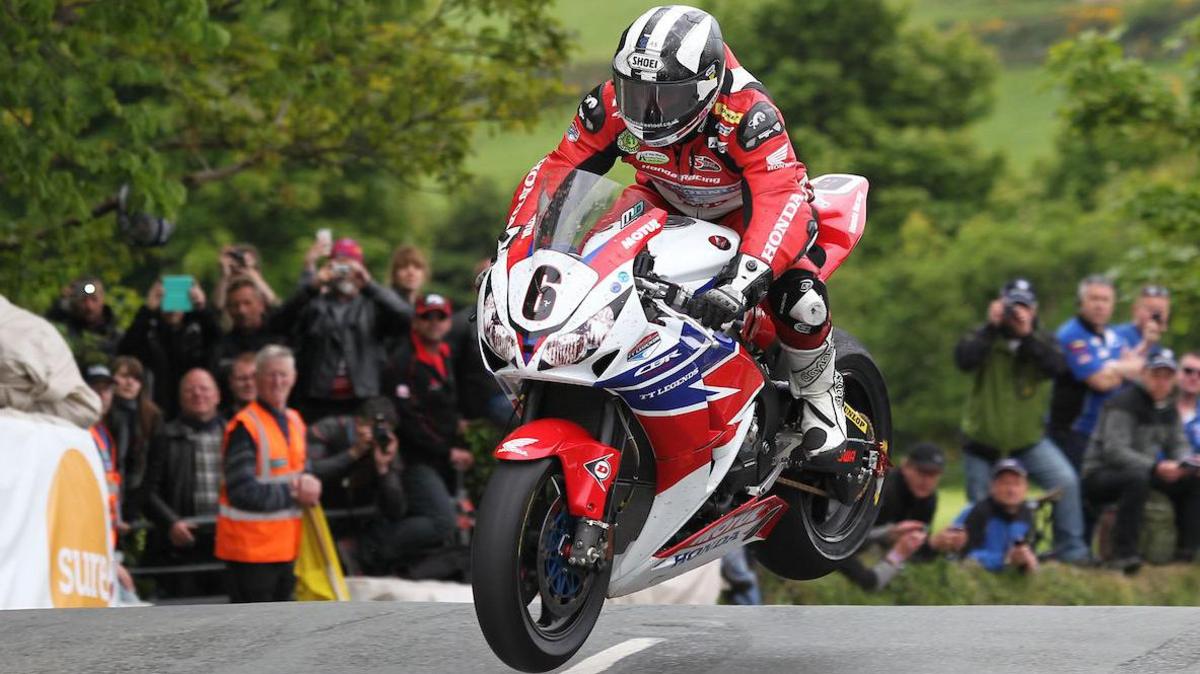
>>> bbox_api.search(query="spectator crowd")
[2,238,507,603]
[3,238,1199,603]
[842,276,1200,590]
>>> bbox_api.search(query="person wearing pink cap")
[275,236,413,422]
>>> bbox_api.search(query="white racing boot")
[781,333,847,458]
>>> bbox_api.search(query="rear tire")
[472,459,610,672]
[753,328,892,580]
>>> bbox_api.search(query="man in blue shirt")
[955,459,1038,573]
[1112,284,1169,351]
[1048,275,1145,472]
[1178,351,1200,453]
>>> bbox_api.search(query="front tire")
[471,459,610,672]
[754,328,892,580]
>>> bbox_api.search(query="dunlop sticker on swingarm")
[843,403,871,435]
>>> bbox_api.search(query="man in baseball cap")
[1084,345,1200,572]
[838,442,967,591]
[415,293,452,320]
[954,457,1039,573]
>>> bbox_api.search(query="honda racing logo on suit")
[761,193,805,263]
[765,145,790,171]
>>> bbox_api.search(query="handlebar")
[634,275,746,340]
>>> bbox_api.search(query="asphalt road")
[5,602,1200,674]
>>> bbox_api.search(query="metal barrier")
[128,506,378,578]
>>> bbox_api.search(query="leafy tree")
[1045,22,1200,347]
[0,0,568,308]
[708,0,1003,243]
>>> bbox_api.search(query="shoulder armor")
[578,83,607,134]
[737,100,783,151]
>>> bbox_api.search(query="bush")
[761,559,1200,606]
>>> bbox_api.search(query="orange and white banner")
[0,415,115,609]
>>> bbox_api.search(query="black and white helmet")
[612,5,726,147]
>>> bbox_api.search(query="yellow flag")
[294,504,350,601]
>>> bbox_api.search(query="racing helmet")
[612,5,726,147]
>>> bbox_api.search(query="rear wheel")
[754,328,892,580]
[472,459,610,672]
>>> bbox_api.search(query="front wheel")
[471,459,610,672]
[753,328,892,580]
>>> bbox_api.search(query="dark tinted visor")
[613,74,705,139]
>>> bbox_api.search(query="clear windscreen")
[532,170,630,258]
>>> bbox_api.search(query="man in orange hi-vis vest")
[216,345,322,602]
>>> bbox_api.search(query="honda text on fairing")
[470,168,890,672]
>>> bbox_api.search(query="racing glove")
[687,253,773,329]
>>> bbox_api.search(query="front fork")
[495,387,624,569]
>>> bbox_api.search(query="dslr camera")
[332,262,352,278]
[372,413,391,447]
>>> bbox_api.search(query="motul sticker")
[584,453,616,491]
[627,332,661,361]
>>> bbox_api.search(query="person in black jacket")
[364,294,464,573]
[838,443,967,590]
[214,275,284,375]
[448,258,511,427]
[1083,349,1200,572]
[274,237,412,422]
[306,397,407,537]
[144,368,225,597]
[46,276,124,368]
[118,279,221,418]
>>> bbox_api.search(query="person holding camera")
[118,278,221,417]
[1083,349,1200,573]
[1112,284,1169,353]
[274,237,412,422]
[955,459,1039,574]
[838,443,968,591]
[954,278,1089,562]
[306,397,407,534]
[213,244,279,315]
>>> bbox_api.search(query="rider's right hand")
[687,285,747,329]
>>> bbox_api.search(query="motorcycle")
[471,168,890,672]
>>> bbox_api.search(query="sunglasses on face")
[417,313,448,322]
[1182,367,1200,377]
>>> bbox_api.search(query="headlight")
[482,293,517,363]
[542,306,616,367]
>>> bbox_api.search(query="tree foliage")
[709,0,1003,241]
[0,0,569,306]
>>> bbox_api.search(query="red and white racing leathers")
[503,46,827,349]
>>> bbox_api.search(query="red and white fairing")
[479,170,867,596]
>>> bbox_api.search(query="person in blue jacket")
[955,458,1039,573]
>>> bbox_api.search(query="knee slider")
[768,269,829,331]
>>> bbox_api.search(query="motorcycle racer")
[502,5,846,458]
